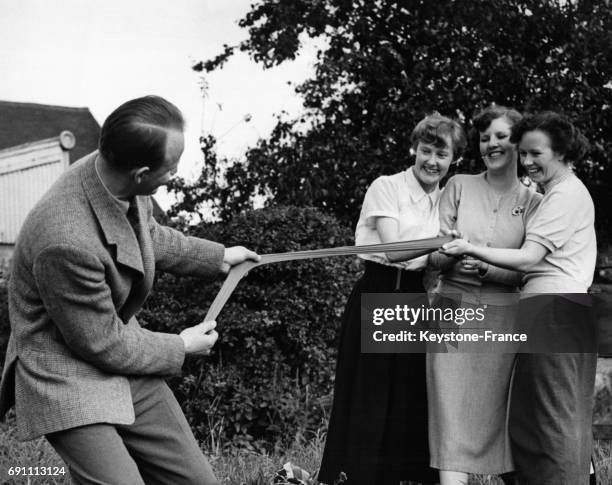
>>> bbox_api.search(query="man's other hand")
[180,320,218,356]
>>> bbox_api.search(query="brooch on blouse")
[511,205,525,216]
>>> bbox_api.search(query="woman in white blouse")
[442,111,596,484]
[318,114,466,485]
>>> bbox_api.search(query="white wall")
[0,138,70,244]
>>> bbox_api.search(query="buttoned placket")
[485,194,502,248]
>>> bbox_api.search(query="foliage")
[0,412,68,485]
[166,135,256,222]
[140,206,359,451]
[0,279,9,365]
[183,0,612,230]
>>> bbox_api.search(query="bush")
[0,278,9,366]
[140,206,360,452]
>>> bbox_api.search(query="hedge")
[140,205,358,451]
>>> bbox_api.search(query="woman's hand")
[461,256,489,275]
[440,238,474,257]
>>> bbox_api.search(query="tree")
[176,0,612,233]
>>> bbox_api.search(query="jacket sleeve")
[33,244,186,377]
[145,200,225,278]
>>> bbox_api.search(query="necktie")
[126,198,140,235]
[119,197,156,322]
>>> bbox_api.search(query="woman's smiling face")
[479,116,516,172]
[412,136,454,192]
[518,129,567,185]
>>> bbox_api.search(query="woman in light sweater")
[442,111,597,485]
[427,106,541,485]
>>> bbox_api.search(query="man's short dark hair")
[99,95,185,171]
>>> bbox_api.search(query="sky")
[0,0,316,207]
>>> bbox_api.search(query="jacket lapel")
[123,196,156,318]
[79,155,159,322]
[79,154,144,275]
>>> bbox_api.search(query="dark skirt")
[318,261,438,485]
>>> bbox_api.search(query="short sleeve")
[523,189,543,226]
[360,176,400,226]
[525,189,579,251]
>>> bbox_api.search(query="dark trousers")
[46,377,218,485]
[509,296,597,485]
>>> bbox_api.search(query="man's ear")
[131,166,150,185]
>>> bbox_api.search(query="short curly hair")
[510,111,590,163]
[473,105,522,133]
[410,113,467,161]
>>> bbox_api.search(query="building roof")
[0,100,167,219]
[0,100,100,163]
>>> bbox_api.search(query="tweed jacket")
[0,152,225,440]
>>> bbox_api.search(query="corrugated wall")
[0,140,68,244]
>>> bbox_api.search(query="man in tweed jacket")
[0,96,258,484]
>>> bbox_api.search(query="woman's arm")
[429,177,461,271]
[461,257,524,286]
[428,233,461,272]
[371,217,432,262]
[375,216,400,243]
[441,239,549,272]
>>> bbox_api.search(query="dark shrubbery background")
[0,277,8,366]
[140,206,359,452]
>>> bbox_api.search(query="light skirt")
[426,295,517,474]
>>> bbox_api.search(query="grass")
[0,413,66,485]
[1,414,610,485]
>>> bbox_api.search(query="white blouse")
[355,167,441,271]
